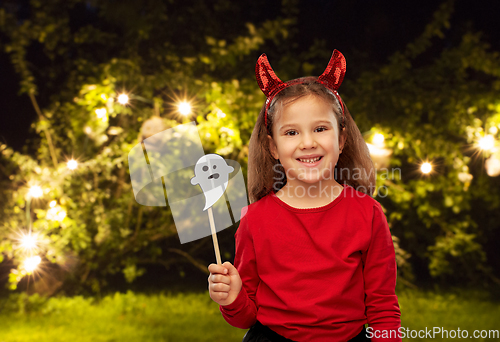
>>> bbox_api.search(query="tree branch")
[28,91,58,168]
[398,277,419,289]
[167,248,209,275]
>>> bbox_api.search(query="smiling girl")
[208,50,402,342]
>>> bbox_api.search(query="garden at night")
[0,0,499,341]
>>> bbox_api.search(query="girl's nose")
[299,133,317,149]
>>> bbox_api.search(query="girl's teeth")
[299,157,320,163]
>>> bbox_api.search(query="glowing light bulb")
[421,162,432,174]
[23,256,41,273]
[478,135,495,151]
[67,159,78,170]
[178,102,192,115]
[118,94,129,105]
[372,133,385,146]
[20,233,38,250]
[28,185,43,198]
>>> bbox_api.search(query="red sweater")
[219,184,402,342]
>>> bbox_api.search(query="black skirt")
[242,321,371,342]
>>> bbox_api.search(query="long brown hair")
[247,78,375,204]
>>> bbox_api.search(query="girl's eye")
[284,126,327,136]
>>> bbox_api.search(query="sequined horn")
[318,49,346,91]
[255,53,284,98]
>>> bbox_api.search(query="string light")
[10,82,500,291]
[11,89,499,274]
[372,133,385,146]
[478,135,495,151]
[28,185,43,198]
[20,232,38,251]
[67,159,78,170]
[178,101,192,115]
[23,256,41,273]
[421,162,432,174]
[118,94,129,105]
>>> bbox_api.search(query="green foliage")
[347,0,500,285]
[1,0,499,297]
[0,0,303,294]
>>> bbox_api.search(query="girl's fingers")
[211,282,230,292]
[216,292,229,300]
[208,263,228,275]
[209,273,230,285]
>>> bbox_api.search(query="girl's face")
[267,95,346,187]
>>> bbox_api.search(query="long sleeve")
[219,211,259,329]
[362,203,402,342]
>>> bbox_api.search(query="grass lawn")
[0,287,498,341]
[397,287,500,341]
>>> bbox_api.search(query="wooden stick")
[207,206,222,265]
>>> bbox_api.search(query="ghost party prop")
[191,154,234,264]
[128,121,249,265]
[191,154,235,211]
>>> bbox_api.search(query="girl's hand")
[208,261,242,306]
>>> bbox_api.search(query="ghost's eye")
[213,165,217,169]
[202,166,209,171]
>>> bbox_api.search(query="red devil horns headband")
[255,49,347,132]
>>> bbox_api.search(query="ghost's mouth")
[208,173,220,180]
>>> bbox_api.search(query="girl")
[208,50,402,342]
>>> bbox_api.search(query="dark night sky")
[1,0,499,152]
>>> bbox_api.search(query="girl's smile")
[296,155,323,167]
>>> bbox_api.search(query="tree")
[0,0,301,295]
[2,0,499,297]
[346,0,500,288]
